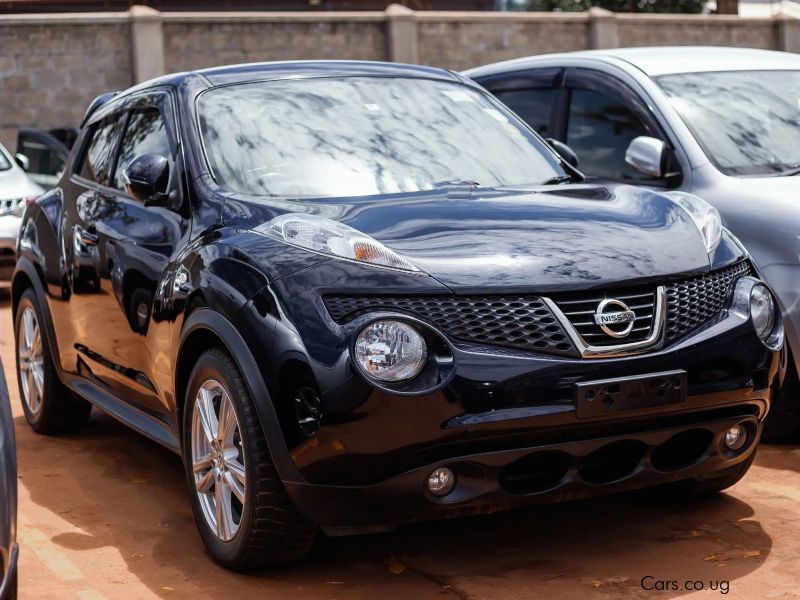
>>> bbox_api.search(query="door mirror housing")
[14,153,29,171]
[123,153,169,206]
[545,138,579,169]
[625,136,666,178]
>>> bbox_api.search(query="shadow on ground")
[13,405,772,599]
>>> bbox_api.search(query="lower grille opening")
[651,429,713,472]
[499,450,571,494]
[577,440,646,484]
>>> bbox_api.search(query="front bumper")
[0,215,18,285]
[286,409,759,527]
[0,543,17,600]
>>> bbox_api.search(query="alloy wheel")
[191,379,246,542]
[18,306,44,415]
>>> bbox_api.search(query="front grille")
[324,261,751,356]
[664,260,752,341]
[323,295,577,355]
[550,288,656,347]
[0,198,23,215]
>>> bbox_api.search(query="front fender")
[178,308,305,484]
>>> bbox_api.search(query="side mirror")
[625,136,666,178]
[123,153,169,206]
[545,138,579,169]
[14,153,29,171]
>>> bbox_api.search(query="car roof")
[466,46,800,78]
[124,60,464,97]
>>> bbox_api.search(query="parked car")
[12,60,783,569]
[0,358,17,599]
[467,47,800,439]
[14,128,76,189]
[0,142,42,288]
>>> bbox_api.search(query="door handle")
[78,227,99,246]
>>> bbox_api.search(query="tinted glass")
[114,108,173,191]
[493,88,554,136]
[78,116,124,186]
[198,77,565,198]
[20,139,65,187]
[658,70,800,176]
[567,88,657,182]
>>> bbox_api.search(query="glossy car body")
[467,47,800,433]
[0,143,41,286]
[11,61,782,564]
[0,359,17,599]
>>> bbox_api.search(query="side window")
[18,139,65,188]
[77,115,124,187]
[113,107,174,191]
[493,88,554,137]
[566,88,659,182]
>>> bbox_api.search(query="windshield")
[198,76,565,198]
[657,70,800,176]
[0,147,11,172]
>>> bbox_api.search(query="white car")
[0,143,42,286]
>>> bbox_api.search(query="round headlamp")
[354,320,427,382]
[750,283,776,341]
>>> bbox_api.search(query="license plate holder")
[575,370,687,418]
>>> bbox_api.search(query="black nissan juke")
[12,61,784,569]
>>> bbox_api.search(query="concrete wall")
[0,5,796,149]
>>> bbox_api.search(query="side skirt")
[66,378,181,454]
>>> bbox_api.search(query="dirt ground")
[2,299,800,600]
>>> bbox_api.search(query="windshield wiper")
[432,179,481,189]
[774,164,800,177]
[540,175,574,185]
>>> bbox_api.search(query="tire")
[654,450,757,501]
[14,288,91,434]
[182,348,316,569]
[762,361,800,442]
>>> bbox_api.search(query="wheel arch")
[11,258,63,379]
[177,308,305,484]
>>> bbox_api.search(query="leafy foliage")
[503,0,706,13]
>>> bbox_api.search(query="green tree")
[506,0,706,13]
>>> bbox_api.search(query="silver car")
[0,143,42,286]
[467,47,800,439]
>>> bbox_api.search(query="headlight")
[259,213,420,272]
[664,191,722,254]
[354,320,427,382]
[750,284,776,341]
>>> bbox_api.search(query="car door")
[560,69,677,185]
[66,90,188,418]
[476,68,563,138]
[15,129,71,190]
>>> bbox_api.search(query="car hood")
[0,166,42,200]
[234,183,714,292]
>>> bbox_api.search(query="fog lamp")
[354,320,427,382]
[724,425,747,451]
[427,467,455,496]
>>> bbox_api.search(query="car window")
[198,77,566,198]
[493,88,554,136]
[0,148,10,172]
[19,139,65,188]
[566,88,659,182]
[113,108,173,191]
[657,70,800,176]
[77,115,125,187]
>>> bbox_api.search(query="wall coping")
[0,7,785,27]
